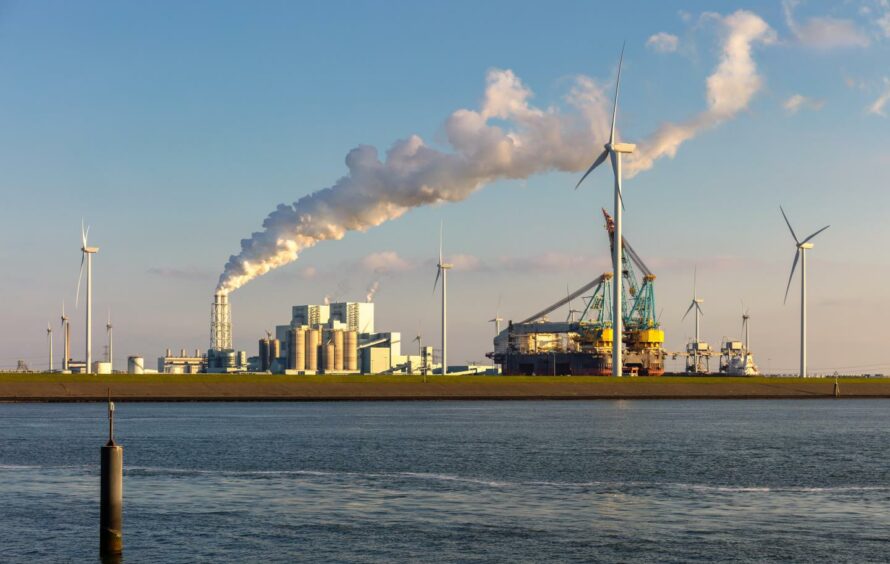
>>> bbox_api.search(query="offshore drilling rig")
[489,210,666,375]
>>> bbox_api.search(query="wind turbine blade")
[81,219,86,248]
[433,267,441,294]
[802,225,830,244]
[779,206,800,245]
[575,150,608,189]
[693,266,697,297]
[783,250,800,304]
[696,303,704,316]
[682,301,695,321]
[609,42,626,146]
[75,254,85,309]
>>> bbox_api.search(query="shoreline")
[2,374,889,402]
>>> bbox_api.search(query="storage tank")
[344,330,358,371]
[294,328,306,370]
[127,356,144,374]
[333,330,344,371]
[323,340,335,372]
[306,328,320,371]
[286,329,297,369]
[269,338,281,367]
[259,338,270,371]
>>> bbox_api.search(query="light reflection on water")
[1,400,889,562]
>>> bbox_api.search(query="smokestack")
[210,293,232,352]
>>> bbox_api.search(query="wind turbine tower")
[106,310,114,372]
[433,223,452,375]
[61,303,70,372]
[77,222,99,373]
[780,206,829,378]
[576,45,635,376]
[683,269,709,374]
[47,323,53,372]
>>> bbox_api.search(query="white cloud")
[360,251,414,272]
[646,32,680,53]
[628,10,776,176]
[868,78,890,116]
[878,11,890,37]
[449,254,482,271]
[783,93,825,114]
[782,0,870,48]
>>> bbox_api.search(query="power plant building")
[271,301,432,374]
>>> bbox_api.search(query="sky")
[1,0,889,374]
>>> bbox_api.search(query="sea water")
[1,400,888,562]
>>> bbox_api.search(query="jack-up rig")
[488,210,666,375]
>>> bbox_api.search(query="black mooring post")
[100,390,123,559]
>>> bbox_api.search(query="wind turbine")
[76,220,99,373]
[489,294,504,335]
[60,302,70,372]
[106,310,113,372]
[46,323,53,372]
[576,44,635,376]
[413,334,426,379]
[433,222,452,375]
[682,269,704,342]
[780,206,829,378]
[683,269,705,373]
[740,302,751,352]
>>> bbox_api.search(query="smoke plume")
[217,10,772,294]
[626,11,775,176]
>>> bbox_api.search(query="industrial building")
[158,349,207,374]
[267,301,437,374]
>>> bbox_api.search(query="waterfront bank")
[1,374,889,401]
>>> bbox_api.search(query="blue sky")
[1,0,889,373]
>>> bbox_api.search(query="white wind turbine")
[433,222,452,375]
[489,294,503,335]
[682,268,704,343]
[740,300,751,352]
[60,302,70,372]
[780,206,829,378]
[576,44,635,376]
[106,310,114,372]
[46,322,53,372]
[76,220,99,372]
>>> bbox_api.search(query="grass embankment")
[1,373,889,402]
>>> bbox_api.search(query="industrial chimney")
[210,293,232,351]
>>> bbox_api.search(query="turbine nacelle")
[798,242,814,250]
[607,142,636,154]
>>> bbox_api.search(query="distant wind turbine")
[433,222,452,375]
[106,310,113,372]
[780,206,829,378]
[60,302,70,372]
[46,322,53,372]
[576,43,636,376]
[682,268,704,343]
[489,293,504,335]
[76,220,99,372]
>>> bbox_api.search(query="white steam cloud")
[217,10,773,294]
[627,11,775,176]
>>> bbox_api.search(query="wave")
[93,466,890,494]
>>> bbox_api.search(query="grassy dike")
[2,373,890,401]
